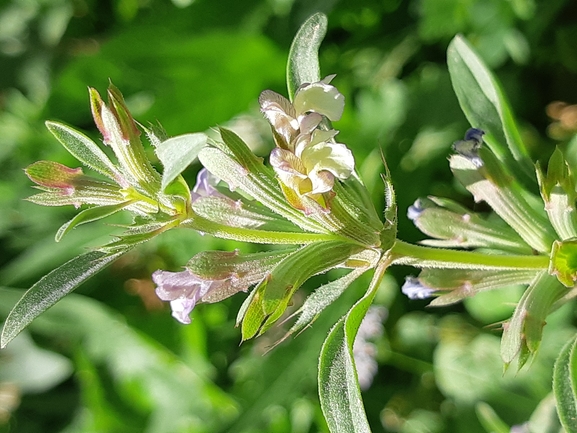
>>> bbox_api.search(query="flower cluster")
[259,76,354,212]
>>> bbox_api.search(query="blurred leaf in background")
[2,0,577,432]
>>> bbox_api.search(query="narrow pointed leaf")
[55,200,135,241]
[553,335,577,433]
[156,133,207,191]
[318,254,390,433]
[286,267,367,339]
[450,149,556,254]
[447,35,533,181]
[241,240,364,340]
[501,272,568,367]
[1,249,128,348]
[475,402,510,433]
[199,140,325,234]
[410,197,533,254]
[421,268,538,306]
[287,13,327,101]
[45,121,121,181]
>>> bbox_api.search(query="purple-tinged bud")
[89,87,109,142]
[107,83,141,142]
[453,128,485,167]
[407,199,425,221]
[25,161,83,194]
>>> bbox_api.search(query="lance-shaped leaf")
[329,178,383,247]
[0,249,129,348]
[286,13,327,101]
[447,35,533,182]
[45,121,122,183]
[98,219,180,255]
[450,144,556,253]
[404,268,538,306]
[283,249,380,340]
[191,196,299,233]
[475,402,510,433]
[409,196,533,254]
[240,240,364,340]
[318,253,391,433]
[55,200,136,242]
[553,335,577,433]
[155,133,207,191]
[199,129,327,233]
[537,148,577,241]
[501,271,569,368]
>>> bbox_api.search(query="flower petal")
[259,90,298,148]
[293,79,345,121]
[301,141,355,180]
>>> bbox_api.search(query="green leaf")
[450,149,556,254]
[55,200,135,242]
[537,148,577,241]
[241,240,364,340]
[155,133,207,191]
[286,13,327,101]
[411,196,533,254]
[191,196,300,233]
[318,254,390,433]
[45,121,121,181]
[199,130,326,234]
[553,335,577,433]
[501,272,568,368]
[475,402,510,433]
[285,267,368,340]
[0,249,128,348]
[423,268,537,306]
[447,35,533,182]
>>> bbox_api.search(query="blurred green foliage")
[1,0,577,432]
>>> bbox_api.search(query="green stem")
[181,216,340,245]
[390,240,549,270]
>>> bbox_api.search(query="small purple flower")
[191,168,225,202]
[152,270,228,324]
[402,277,435,300]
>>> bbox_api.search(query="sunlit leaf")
[447,35,533,182]
[155,133,207,191]
[501,272,568,368]
[318,255,390,433]
[286,13,327,101]
[45,121,121,181]
[475,402,510,433]
[0,249,128,348]
[241,240,364,340]
[55,200,135,241]
[553,335,577,433]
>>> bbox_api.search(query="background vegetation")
[1,0,576,431]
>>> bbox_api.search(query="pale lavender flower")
[402,277,435,300]
[153,269,226,324]
[191,168,225,201]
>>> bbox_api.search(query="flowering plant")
[2,13,577,432]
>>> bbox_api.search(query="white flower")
[259,76,353,210]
